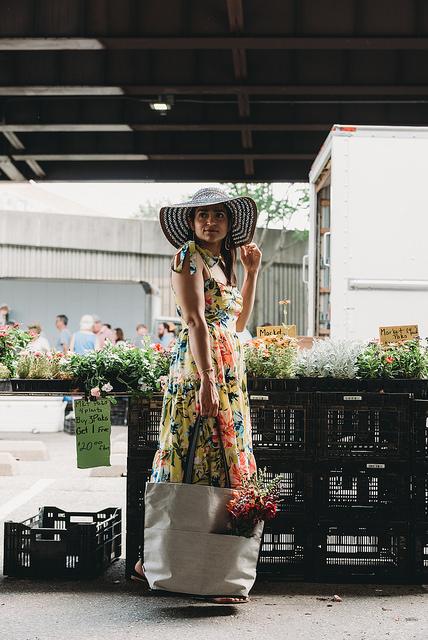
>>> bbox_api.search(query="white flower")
[101,382,113,392]
[138,378,149,392]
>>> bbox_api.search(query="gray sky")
[1,181,309,230]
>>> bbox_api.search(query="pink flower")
[90,386,101,398]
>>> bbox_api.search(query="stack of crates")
[126,388,420,582]
[126,395,162,578]
[412,399,428,581]
[313,392,413,583]
[247,390,315,580]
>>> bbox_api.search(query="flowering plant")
[226,468,282,538]
[0,323,32,376]
[244,335,298,378]
[0,363,11,379]
[356,338,428,379]
[296,338,366,379]
[66,339,172,398]
[15,351,74,380]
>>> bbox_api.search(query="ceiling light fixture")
[149,95,174,115]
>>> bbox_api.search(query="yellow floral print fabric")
[150,240,257,488]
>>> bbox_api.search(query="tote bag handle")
[183,415,231,488]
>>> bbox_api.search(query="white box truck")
[306,125,428,341]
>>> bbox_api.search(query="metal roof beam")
[12,153,313,161]
[2,37,428,50]
[0,123,330,132]
[0,156,27,180]
[2,85,428,96]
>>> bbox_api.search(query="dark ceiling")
[1,0,428,182]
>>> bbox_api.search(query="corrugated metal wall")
[0,244,177,316]
[258,263,307,333]
[0,244,308,332]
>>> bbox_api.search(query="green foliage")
[15,352,73,380]
[223,182,309,228]
[296,339,366,379]
[0,363,11,378]
[356,339,428,379]
[66,340,172,397]
[244,336,298,378]
[0,324,32,375]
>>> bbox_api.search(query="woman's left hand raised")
[240,243,262,274]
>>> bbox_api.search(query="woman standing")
[134,187,262,603]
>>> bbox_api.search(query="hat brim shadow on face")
[159,193,258,249]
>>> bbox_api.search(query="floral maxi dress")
[150,240,257,488]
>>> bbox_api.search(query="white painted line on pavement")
[0,478,55,520]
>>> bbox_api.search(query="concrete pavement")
[1,427,427,640]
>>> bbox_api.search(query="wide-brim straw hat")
[159,187,258,248]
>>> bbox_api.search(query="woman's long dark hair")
[188,207,237,286]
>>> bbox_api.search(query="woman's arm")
[236,243,262,332]
[172,250,219,417]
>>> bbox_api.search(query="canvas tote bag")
[143,416,264,597]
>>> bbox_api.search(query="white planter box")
[0,396,67,433]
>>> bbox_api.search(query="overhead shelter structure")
[0,0,428,182]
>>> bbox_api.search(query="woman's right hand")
[199,373,219,417]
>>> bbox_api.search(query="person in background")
[0,303,10,325]
[70,315,97,354]
[27,323,51,353]
[133,323,150,347]
[55,314,71,353]
[93,317,116,349]
[115,327,126,346]
[156,322,174,348]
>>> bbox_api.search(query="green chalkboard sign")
[75,399,111,469]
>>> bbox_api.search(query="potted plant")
[244,335,299,392]
[0,323,32,377]
[0,363,12,391]
[66,340,171,400]
[295,339,366,391]
[12,351,78,392]
[356,339,428,396]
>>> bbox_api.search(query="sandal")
[131,561,149,585]
[193,595,249,604]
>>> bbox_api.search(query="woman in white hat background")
[134,187,262,603]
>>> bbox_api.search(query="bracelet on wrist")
[200,367,215,376]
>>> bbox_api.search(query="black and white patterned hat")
[159,187,258,248]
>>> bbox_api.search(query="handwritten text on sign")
[379,324,419,345]
[257,324,297,338]
[75,399,111,469]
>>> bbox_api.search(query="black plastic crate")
[247,377,299,393]
[248,391,314,455]
[257,515,314,580]
[413,524,428,580]
[111,397,128,426]
[3,506,121,578]
[128,395,163,456]
[315,521,411,583]
[297,378,361,392]
[412,464,428,521]
[413,400,428,461]
[317,392,413,460]
[361,379,428,398]
[125,455,153,577]
[316,461,412,520]
[256,458,313,516]
[10,378,80,393]
[0,379,12,392]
